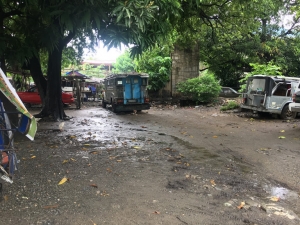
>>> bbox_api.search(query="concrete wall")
[165,44,200,97]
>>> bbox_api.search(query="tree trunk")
[261,18,267,43]
[39,45,66,121]
[29,55,47,106]
[0,13,6,74]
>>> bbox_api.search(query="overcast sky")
[84,41,126,61]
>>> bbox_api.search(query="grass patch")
[220,100,240,111]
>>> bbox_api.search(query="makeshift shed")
[62,70,90,109]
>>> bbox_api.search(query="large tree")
[198,0,300,86]
[1,0,181,120]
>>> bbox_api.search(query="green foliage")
[112,51,135,73]
[135,46,171,91]
[78,64,106,78]
[220,101,240,111]
[248,62,282,76]
[177,72,221,103]
[239,62,282,92]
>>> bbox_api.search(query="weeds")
[220,101,240,111]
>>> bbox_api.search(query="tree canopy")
[2,0,300,119]
[1,0,181,120]
[112,51,135,73]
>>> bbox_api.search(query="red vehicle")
[17,86,75,107]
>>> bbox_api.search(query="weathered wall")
[164,44,199,97]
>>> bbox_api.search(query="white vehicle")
[289,81,300,113]
[241,75,300,119]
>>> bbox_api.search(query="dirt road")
[1,103,299,225]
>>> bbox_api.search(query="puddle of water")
[264,185,299,200]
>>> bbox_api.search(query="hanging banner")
[0,68,36,140]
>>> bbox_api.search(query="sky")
[84,41,127,61]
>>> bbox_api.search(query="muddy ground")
[1,100,300,225]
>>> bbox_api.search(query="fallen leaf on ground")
[89,151,98,154]
[280,130,285,133]
[100,191,109,196]
[213,135,218,138]
[84,144,90,146]
[62,159,69,164]
[278,136,286,139]
[237,201,245,209]
[153,211,160,214]
[31,156,36,159]
[90,184,98,188]
[270,196,280,202]
[210,180,216,186]
[58,177,68,185]
[43,204,59,209]
[3,195,8,201]
[116,160,122,162]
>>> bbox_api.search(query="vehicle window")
[117,80,122,85]
[142,78,147,85]
[273,83,290,96]
[223,88,231,94]
[133,78,138,84]
[248,79,266,93]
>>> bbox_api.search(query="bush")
[177,72,221,103]
[220,100,240,111]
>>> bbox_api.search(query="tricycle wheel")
[280,105,297,120]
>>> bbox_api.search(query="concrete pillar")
[168,44,200,97]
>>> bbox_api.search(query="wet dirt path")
[1,106,299,225]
